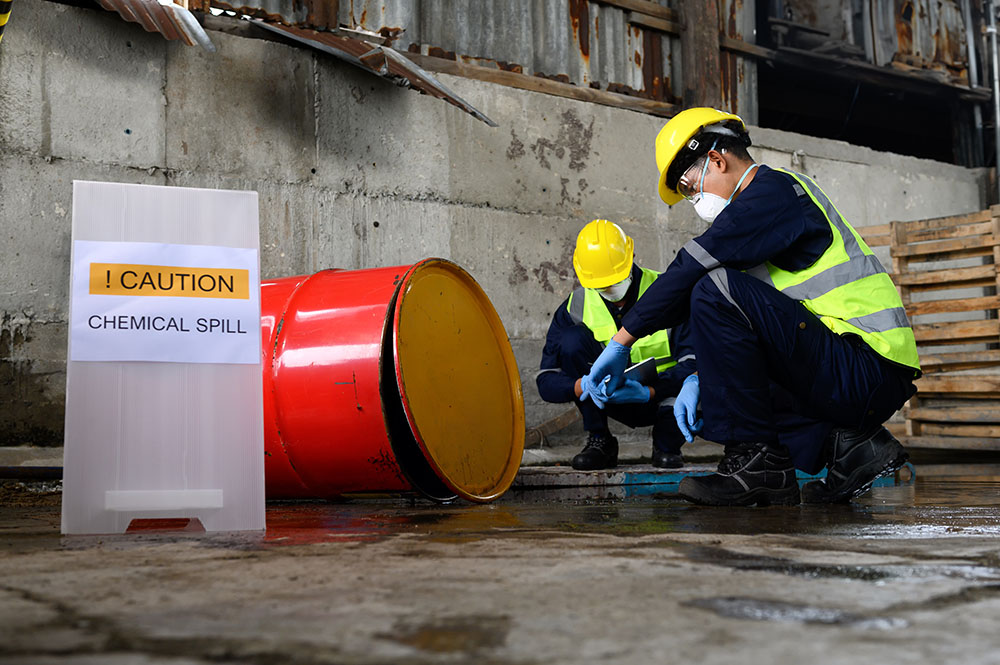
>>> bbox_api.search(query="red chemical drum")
[261,259,525,503]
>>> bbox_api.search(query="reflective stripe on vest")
[747,168,920,371]
[567,267,676,373]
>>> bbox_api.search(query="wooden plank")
[916,374,1000,394]
[891,234,999,258]
[891,210,992,237]
[626,11,680,34]
[895,264,995,287]
[905,221,994,243]
[920,423,1000,438]
[913,463,1000,477]
[906,295,1000,316]
[919,350,1000,373]
[594,0,674,21]
[401,52,678,118]
[912,319,999,344]
[907,406,1000,423]
[718,35,773,60]
[856,223,890,246]
[900,435,1000,450]
[680,0,721,108]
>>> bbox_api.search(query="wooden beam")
[402,52,677,118]
[908,406,1000,423]
[891,234,999,258]
[906,295,1000,317]
[896,264,995,287]
[917,375,1000,394]
[680,0,721,108]
[901,435,1000,450]
[856,223,891,246]
[593,0,675,21]
[913,319,1000,345]
[626,11,680,35]
[719,37,991,102]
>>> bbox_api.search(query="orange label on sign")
[89,263,250,299]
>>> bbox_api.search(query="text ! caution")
[89,263,250,299]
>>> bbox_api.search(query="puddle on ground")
[4,465,1000,551]
[684,596,908,629]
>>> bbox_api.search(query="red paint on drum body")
[261,267,413,499]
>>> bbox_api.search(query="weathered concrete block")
[0,319,66,446]
[867,159,984,224]
[0,153,166,320]
[313,55,451,199]
[802,156,871,228]
[1,0,167,166]
[165,29,316,183]
[439,73,667,222]
[167,171,318,279]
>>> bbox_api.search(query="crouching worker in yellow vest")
[579,108,920,506]
[536,220,698,471]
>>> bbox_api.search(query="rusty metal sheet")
[98,0,216,51]
[253,21,497,127]
[211,0,678,103]
[719,0,758,124]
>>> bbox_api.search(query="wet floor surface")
[3,465,1000,664]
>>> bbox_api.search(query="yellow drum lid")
[393,259,525,502]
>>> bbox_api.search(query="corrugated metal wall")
[720,0,758,122]
[338,0,681,102]
[780,0,971,81]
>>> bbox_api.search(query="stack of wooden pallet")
[861,205,1000,451]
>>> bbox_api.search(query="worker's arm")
[536,302,584,404]
[621,166,830,339]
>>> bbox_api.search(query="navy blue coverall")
[537,264,697,454]
[621,165,918,473]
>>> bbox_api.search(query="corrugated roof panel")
[99,0,216,51]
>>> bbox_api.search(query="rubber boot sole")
[678,476,801,507]
[801,442,908,504]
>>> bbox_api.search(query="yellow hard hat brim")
[658,168,684,206]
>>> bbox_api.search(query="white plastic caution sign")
[62,181,265,535]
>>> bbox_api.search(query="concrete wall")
[0,0,989,445]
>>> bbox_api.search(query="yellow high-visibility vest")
[747,168,920,372]
[567,267,677,373]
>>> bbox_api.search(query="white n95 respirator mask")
[599,275,632,302]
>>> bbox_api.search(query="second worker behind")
[536,219,698,471]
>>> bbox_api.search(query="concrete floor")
[3,461,1000,664]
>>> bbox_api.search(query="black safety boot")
[800,425,908,503]
[678,442,800,506]
[651,448,684,469]
[571,431,619,471]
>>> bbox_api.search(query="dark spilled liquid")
[3,463,1000,550]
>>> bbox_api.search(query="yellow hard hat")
[573,219,634,289]
[655,107,747,205]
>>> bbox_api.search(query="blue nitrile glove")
[579,340,631,406]
[579,373,609,409]
[605,378,651,405]
[673,374,703,443]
